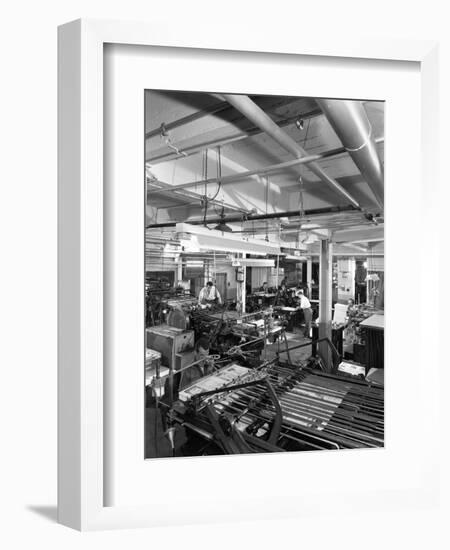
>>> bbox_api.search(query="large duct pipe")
[316,99,384,209]
[221,94,361,209]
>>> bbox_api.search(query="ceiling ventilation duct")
[315,99,384,210]
[221,93,361,209]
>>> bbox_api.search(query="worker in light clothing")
[297,288,312,338]
[198,281,222,308]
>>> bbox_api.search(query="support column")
[276,254,280,288]
[204,261,210,286]
[242,255,247,314]
[306,257,312,297]
[176,258,183,285]
[319,238,333,370]
[235,254,247,315]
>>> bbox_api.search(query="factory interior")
[144,91,385,458]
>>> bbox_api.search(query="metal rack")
[167,353,384,455]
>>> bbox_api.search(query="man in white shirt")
[296,288,312,338]
[198,281,222,308]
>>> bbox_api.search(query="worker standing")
[346,298,357,318]
[297,288,312,338]
[198,280,222,308]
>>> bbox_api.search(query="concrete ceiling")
[145,91,384,251]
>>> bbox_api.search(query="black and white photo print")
[143,91,384,459]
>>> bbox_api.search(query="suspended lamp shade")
[214,221,233,232]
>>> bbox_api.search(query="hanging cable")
[160,123,187,157]
[203,198,208,227]
[211,147,224,217]
[201,148,221,225]
[302,117,311,149]
[299,118,311,244]
[217,146,222,180]
[208,146,222,202]
[202,149,209,227]
[297,176,305,245]
[204,149,208,196]
[298,176,305,218]
[265,176,269,242]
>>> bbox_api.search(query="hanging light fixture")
[212,147,232,232]
[213,206,233,232]
[364,243,379,282]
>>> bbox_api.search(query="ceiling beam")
[147,179,250,214]
[332,226,384,243]
[220,94,362,209]
[147,137,384,196]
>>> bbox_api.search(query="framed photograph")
[58,18,440,530]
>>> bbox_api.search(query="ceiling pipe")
[234,223,372,235]
[145,100,231,140]
[148,147,346,195]
[148,137,384,196]
[147,107,323,164]
[147,205,358,229]
[315,99,384,209]
[220,94,361,209]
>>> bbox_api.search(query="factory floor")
[263,328,312,364]
[144,328,312,459]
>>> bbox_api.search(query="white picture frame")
[58,18,440,531]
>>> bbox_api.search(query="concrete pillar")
[236,267,246,315]
[319,239,333,369]
[176,258,183,285]
[242,256,247,314]
[306,257,312,297]
[276,254,280,287]
[235,254,246,314]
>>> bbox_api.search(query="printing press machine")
[189,308,283,360]
[162,295,199,330]
[246,290,278,312]
[145,278,199,329]
[145,305,284,410]
[165,342,384,456]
